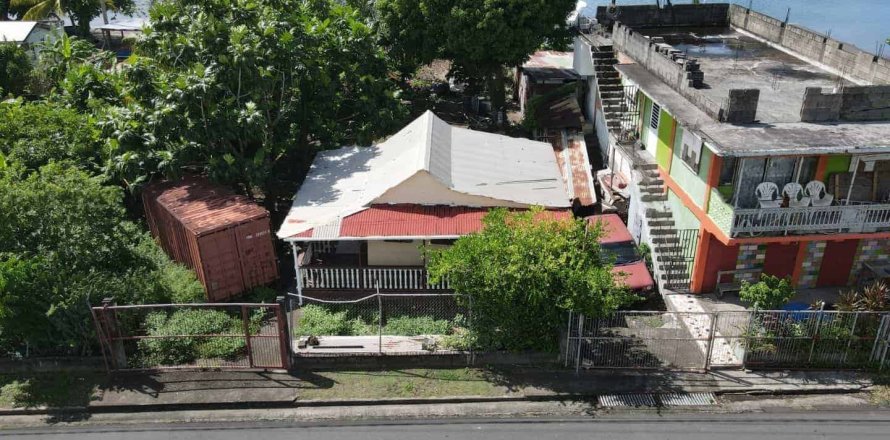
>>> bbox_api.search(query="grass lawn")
[0,372,105,409]
[297,368,515,400]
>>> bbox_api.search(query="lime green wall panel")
[655,109,674,170]
[823,155,851,181]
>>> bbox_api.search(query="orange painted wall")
[700,233,741,292]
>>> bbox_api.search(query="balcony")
[730,203,890,237]
[300,266,451,291]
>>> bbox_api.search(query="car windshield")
[601,241,642,265]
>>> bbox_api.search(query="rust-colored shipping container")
[143,177,279,302]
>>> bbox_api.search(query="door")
[816,240,860,287]
[762,243,799,280]
[198,229,244,301]
[235,219,279,290]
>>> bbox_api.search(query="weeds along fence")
[92,300,289,371]
[566,310,890,372]
[290,293,473,355]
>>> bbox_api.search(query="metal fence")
[92,300,289,371]
[290,293,471,356]
[566,310,890,372]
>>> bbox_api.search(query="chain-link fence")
[92,301,289,371]
[291,293,472,355]
[566,309,890,372]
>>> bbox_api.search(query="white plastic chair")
[805,180,834,207]
[782,182,811,208]
[755,182,781,208]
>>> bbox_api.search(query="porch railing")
[731,203,890,236]
[300,267,450,291]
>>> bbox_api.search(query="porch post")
[733,158,745,208]
[290,241,303,306]
[844,157,860,206]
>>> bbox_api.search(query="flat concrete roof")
[616,63,890,157]
[642,27,849,124]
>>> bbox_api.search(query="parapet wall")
[596,3,730,30]
[801,86,890,122]
[611,22,758,124]
[729,4,890,85]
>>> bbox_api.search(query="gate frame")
[92,298,291,373]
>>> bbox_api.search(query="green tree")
[0,162,203,355]
[10,0,135,37]
[0,44,31,97]
[105,0,405,205]
[0,100,101,171]
[426,207,638,351]
[376,0,576,110]
[739,274,796,310]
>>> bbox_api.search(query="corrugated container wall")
[143,178,279,302]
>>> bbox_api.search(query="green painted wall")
[668,190,701,231]
[707,187,733,235]
[668,131,713,208]
[655,109,674,171]
[640,97,652,146]
[823,155,851,181]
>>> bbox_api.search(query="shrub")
[296,305,371,336]
[739,275,795,310]
[245,286,279,304]
[138,309,245,365]
[382,315,452,336]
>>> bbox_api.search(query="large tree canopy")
[376,0,576,108]
[10,0,135,37]
[105,0,406,206]
[426,208,638,351]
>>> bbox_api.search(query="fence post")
[703,313,718,371]
[564,310,573,368]
[808,307,826,365]
[377,282,383,355]
[101,297,127,370]
[468,294,475,366]
[575,314,584,374]
[276,296,292,370]
[842,312,859,366]
[242,305,255,368]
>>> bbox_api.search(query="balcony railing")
[731,204,890,237]
[300,267,451,291]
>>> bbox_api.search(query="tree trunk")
[74,15,92,38]
[0,0,8,21]
[486,70,506,113]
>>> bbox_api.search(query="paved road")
[3,411,890,439]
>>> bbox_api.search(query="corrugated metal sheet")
[277,111,571,239]
[143,178,278,301]
[296,204,573,239]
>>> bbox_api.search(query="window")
[650,103,661,130]
[719,157,738,186]
[680,130,703,173]
[601,242,642,265]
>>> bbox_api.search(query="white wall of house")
[367,240,425,266]
[373,171,528,208]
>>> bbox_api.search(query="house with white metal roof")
[278,111,572,298]
[0,21,61,54]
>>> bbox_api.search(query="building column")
[796,241,827,289]
[689,227,712,294]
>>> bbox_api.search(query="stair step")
[646,209,672,219]
[648,220,675,227]
[641,178,665,186]
[656,255,689,262]
[652,236,680,244]
[649,229,675,237]
[641,194,667,202]
[636,163,658,171]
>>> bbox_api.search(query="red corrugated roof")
[294,205,573,239]
[144,177,269,236]
[586,214,634,244]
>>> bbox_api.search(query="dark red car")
[586,214,655,293]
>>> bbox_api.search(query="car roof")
[586,214,634,244]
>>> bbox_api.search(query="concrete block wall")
[735,243,766,284]
[801,85,890,122]
[797,241,827,289]
[596,4,730,30]
[848,239,890,285]
[729,4,890,85]
[612,22,758,123]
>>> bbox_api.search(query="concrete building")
[277,111,573,299]
[575,3,890,294]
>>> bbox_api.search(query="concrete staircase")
[590,38,691,293]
